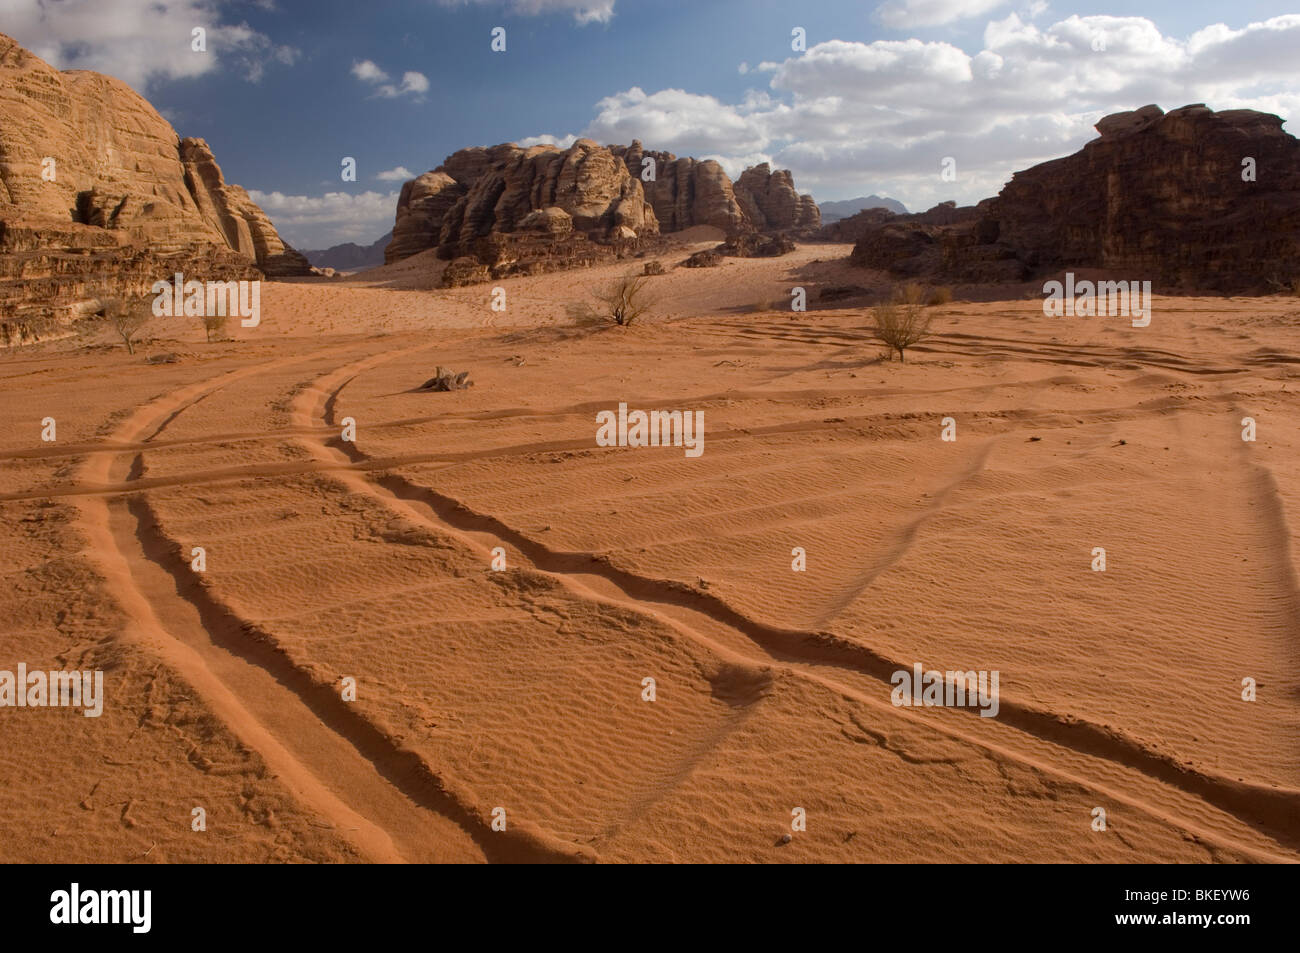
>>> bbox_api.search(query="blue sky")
[5,0,1299,248]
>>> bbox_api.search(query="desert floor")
[1,240,1297,863]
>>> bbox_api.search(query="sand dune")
[2,247,1297,862]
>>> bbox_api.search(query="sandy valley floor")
[1,241,1297,863]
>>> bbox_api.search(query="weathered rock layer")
[386,139,820,265]
[850,104,1300,292]
[0,31,308,331]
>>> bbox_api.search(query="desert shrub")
[593,273,656,326]
[895,281,927,306]
[101,297,150,355]
[926,285,953,306]
[642,260,666,276]
[201,313,229,343]
[874,299,932,363]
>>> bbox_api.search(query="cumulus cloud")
[1,0,298,91]
[582,87,771,156]
[375,166,415,182]
[876,0,1009,30]
[376,71,429,98]
[350,59,389,83]
[248,189,398,249]
[441,0,615,24]
[518,133,579,149]
[352,60,429,99]
[526,13,1300,212]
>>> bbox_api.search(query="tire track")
[67,346,591,863]
[293,351,1300,859]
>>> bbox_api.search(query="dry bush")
[642,260,666,276]
[895,281,927,306]
[874,299,932,363]
[926,285,953,306]
[101,297,150,354]
[201,313,229,343]
[593,273,656,326]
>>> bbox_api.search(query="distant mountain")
[304,230,391,271]
[818,196,908,222]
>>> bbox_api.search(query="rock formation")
[611,142,820,235]
[386,139,820,267]
[733,163,820,233]
[0,31,309,330]
[609,142,746,233]
[386,140,657,265]
[850,104,1300,292]
[817,206,900,243]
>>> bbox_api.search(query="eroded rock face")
[387,140,658,264]
[611,142,746,233]
[0,31,309,327]
[387,139,821,266]
[985,103,1300,290]
[850,104,1300,292]
[733,163,821,233]
[178,138,309,278]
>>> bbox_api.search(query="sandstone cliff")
[850,104,1300,292]
[386,139,820,265]
[386,140,657,264]
[0,31,308,330]
[609,142,745,233]
[733,162,821,233]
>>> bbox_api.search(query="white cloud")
[375,166,415,182]
[248,189,399,249]
[527,13,1300,212]
[379,71,429,97]
[518,133,579,149]
[352,60,429,100]
[876,0,1009,30]
[1,0,298,91]
[441,0,615,24]
[350,59,389,83]
[582,87,770,156]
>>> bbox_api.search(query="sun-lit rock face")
[385,139,820,265]
[0,31,308,330]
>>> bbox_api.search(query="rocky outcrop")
[850,104,1300,292]
[611,142,820,235]
[386,140,657,264]
[714,232,796,258]
[178,138,309,277]
[386,139,821,267]
[733,163,820,233]
[610,141,746,233]
[0,31,308,329]
[817,206,899,243]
